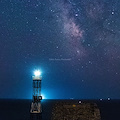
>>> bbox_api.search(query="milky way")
[55,1,86,59]
[53,0,120,65]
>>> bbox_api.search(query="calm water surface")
[0,99,120,120]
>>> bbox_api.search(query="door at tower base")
[30,102,42,113]
[52,101,101,120]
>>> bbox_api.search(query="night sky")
[0,0,120,99]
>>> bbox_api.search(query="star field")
[0,0,120,99]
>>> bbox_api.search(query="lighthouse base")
[30,113,42,120]
[30,102,42,113]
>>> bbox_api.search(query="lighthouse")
[30,70,42,113]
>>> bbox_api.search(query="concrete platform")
[52,101,101,120]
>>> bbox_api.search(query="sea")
[0,99,120,120]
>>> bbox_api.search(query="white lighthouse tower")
[30,70,42,113]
